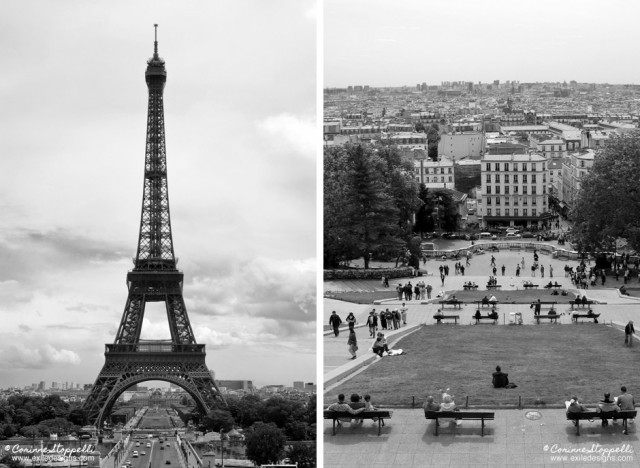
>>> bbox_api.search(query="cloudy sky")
[0,0,317,389]
[325,0,640,87]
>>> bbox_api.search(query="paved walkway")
[323,246,640,466]
[324,408,639,467]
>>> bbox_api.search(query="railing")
[106,344,205,354]
[422,241,581,260]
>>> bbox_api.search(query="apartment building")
[557,149,595,215]
[413,157,455,188]
[478,153,549,229]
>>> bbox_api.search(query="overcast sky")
[325,0,640,87]
[0,0,317,389]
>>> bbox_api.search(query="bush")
[324,267,413,281]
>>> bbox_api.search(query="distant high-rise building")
[293,381,305,390]
[39,381,46,391]
[51,382,59,389]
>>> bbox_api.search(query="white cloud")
[0,338,81,370]
[258,113,316,158]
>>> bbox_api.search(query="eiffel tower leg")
[82,350,224,427]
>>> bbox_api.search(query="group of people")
[366,307,407,336]
[326,393,382,425]
[396,281,431,301]
[567,387,636,429]
[423,389,462,425]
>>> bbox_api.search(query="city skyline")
[325,0,640,87]
[0,1,317,388]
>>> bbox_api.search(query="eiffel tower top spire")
[136,24,174,271]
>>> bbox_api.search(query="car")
[146,443,151,448]
[135,442,140,447]
[141,451,146,456]
[506,233,521,238]
[132,451,138,458]
[165,461,171,465]
[166,443,170,447]
[160,446,164,450]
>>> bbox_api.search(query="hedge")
[324,267,413,280]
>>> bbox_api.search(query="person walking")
[366,311,378,337]
[329,311,342,337]
[501,265,506,276]
[426,283,433,299]
[625,320,635,347]
[400,303,408,325]
[347,325,358,360]
[550,265,553,278]
[541,265,545,277]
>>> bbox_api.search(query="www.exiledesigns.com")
[8,455,95,463]
[545,443,634,463]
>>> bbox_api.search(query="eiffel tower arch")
[82,26,223,427]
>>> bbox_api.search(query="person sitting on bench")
[489,307,498,320]
[481,296,490,305]
[474,309,482,321]
[492,365,509,388]
[566,396,587,426]
[439,390,461,426]
[327,393,366,425]
[545,281,554,288]
[581,295,589,304]
[548,307,558,316]
[597,393,619,426]
[489,295,498,303]
[423,395,440,412]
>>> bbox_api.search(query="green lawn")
[326,325,640,408]
[326,289,579,304]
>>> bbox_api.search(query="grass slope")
[326,325,640,407]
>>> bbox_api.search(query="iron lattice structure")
[83,27,223,427]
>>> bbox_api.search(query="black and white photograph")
[0,1,317,467]
[323,0,640,466]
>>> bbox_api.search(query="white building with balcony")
[478,153,551,229]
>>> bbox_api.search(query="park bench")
[566,410,637,436]
[544,283,562,289]
[324,410,393,436]
[424,410,494,436]
[569,300,594,309]
[474,315,497,324]
[476,300,499,308]
[523,283,539,289]
[572,313,600,323]
[534,314,560,324]
[439,300,463,309]
[463,284,479,291]
[433,314,459,324]
[486,284,502,290]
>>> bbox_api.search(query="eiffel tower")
[83,26,223,427]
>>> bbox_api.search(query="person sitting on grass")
[327,394,365,426]
[620,285,629,296]
[596,393,619,426]
[372,332,390,357]
[492,365,509,388]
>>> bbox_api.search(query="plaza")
[323,240,640,467]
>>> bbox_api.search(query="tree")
[244,422,286,466]
[324,144,419,268]
[426,124,440,161]
[571,131,640,253]
[201,409,235,433]
[285,442,316,468]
